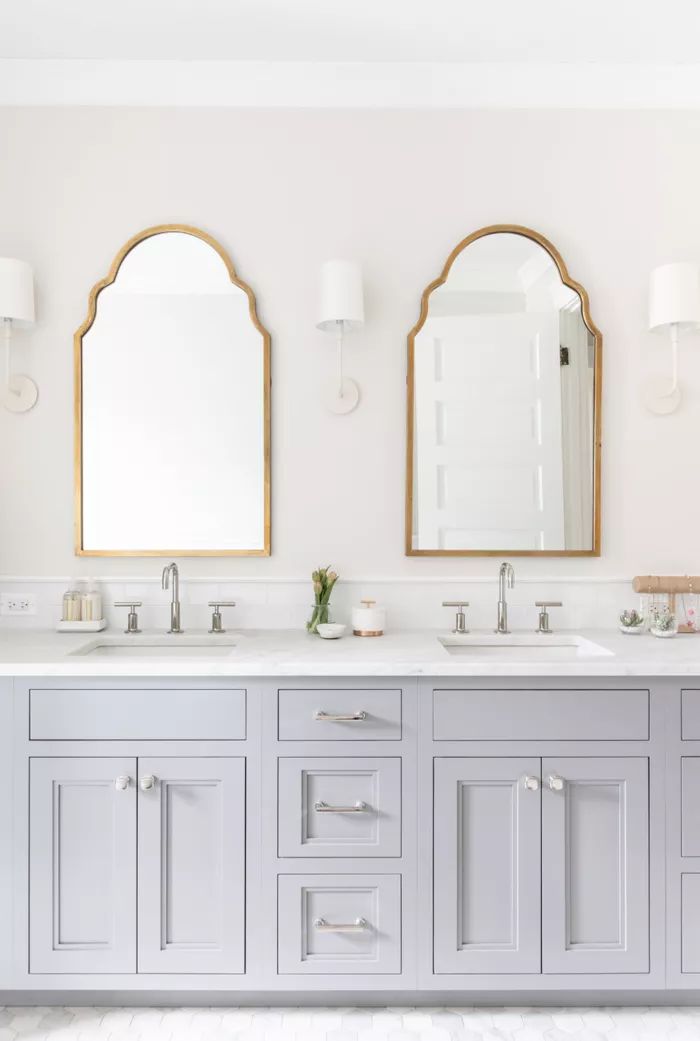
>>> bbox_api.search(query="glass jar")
[62,590,82,622]
[307,603,332,635]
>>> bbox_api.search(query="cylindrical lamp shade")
[649,262,700,332]
[0,258,35,325]
[317,259,364,333]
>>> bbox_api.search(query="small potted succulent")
[619,609,646,635]
[651,606,678,639]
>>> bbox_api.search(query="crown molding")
[1,59,700,108]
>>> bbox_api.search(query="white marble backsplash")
[0,576,638,633]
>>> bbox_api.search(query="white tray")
[56,619,107,633]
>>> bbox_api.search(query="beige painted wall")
[0,107,698,579]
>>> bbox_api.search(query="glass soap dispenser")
[62,588,82,622]
[81,578,103,621]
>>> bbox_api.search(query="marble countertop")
[0,626,698,677]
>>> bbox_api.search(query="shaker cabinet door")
[29,757,137,973]
[541,756,649,974]
[433,757,541,974]
[137,757,245,973]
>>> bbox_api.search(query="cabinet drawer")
[433,688,649,741]
[682,691,700,739]
[277,873,401,974]
[278,689,402,741]
[29,688,246,740]
[278,757,401,857]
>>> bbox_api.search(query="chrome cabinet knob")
[115,775,130,791]
[548,774,565,792]
[523,775,540,791]
[140,774,156,791]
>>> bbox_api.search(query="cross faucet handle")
[442,601,469,634]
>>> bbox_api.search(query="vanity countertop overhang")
[0,627,699,677]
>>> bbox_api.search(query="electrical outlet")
[1,594,37,616]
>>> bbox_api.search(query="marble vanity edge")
[0,628,698,678]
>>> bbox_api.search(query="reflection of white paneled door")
[414,313,564,550]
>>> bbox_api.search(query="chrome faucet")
[161,562,183,634]
[496,562,515,634]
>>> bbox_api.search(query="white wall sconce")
[645,262,700,414]
[0,257,37,413]
[317,259,364,414]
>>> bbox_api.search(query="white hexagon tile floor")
[1,1007,700,1041]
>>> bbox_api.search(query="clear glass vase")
[307,603,332,634]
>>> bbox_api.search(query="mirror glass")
[77,227,270,555]
[408,228,600,555]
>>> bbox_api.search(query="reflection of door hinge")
[560,346,569,366]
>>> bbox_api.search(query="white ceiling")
[2,0,700,63]
[2,0,700,106]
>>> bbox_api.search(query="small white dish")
[317,623,347,640]
[619,624,645,636]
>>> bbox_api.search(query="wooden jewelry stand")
[632,575,700,633]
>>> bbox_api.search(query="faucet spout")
[496,562,515,634]
[161,562,183,634]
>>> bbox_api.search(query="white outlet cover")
[0,594,37,615]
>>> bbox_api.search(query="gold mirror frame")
[406,224,602,557]
[74,223,271,557]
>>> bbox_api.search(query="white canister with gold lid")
[352,598,385,637]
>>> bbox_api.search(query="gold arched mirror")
[407,225,601,556]
[75,224,270,556]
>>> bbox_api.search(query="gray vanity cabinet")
[29,757,137,974]
[434,755,650,976]
[3,676,668,997]
[137,757,245,974]
[29,755,246,975]
[433,757,542,974]
[541,756,649,974]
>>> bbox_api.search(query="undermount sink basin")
[439,633,613,661]
[70,635,238,659]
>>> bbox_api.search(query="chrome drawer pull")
[314,800,367,813]
[313,917,368,933]
[314,710,367,722]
